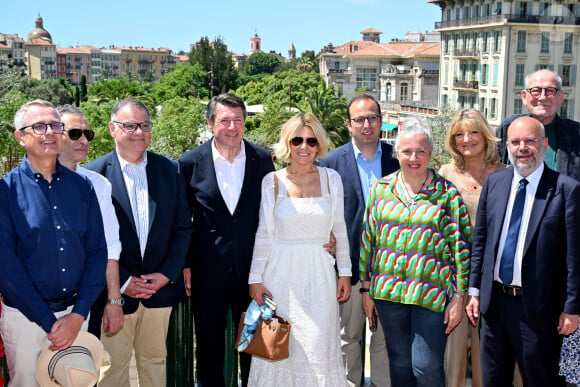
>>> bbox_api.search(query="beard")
[508,147,545,176]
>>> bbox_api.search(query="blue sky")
[2,0,441,55]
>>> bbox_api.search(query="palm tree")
[302,87,348,147]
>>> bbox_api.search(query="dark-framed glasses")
[508,137,543,148]
[350,114,381,126]
[526,87,559,97]
[113,121,152,133]
[290,137,318,147]
[19,122,64,135]
[66,128,95,141]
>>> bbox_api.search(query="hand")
[558,312,579,336]
[102,304,124,336]
[140,273,170,292]
[124,276,157,299]
[47,313,85,351]
[361,292,377,330]
[249,283,272,306]
[444,296,463,334]
[323,231,336,256]
[466,295,480,326]
[183,268,192,297]
[336,276,351,302]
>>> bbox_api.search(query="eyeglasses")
[216,118,244,128]
[350,114,381,126]
[113,121,152,133]
[19,122,65,135]
[526,87,559,97]
[508,137,543,148]
[66,128,95,141]
[290,137,318,147]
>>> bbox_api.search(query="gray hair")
[57,104,86,119]
[110,98,151,121]
[524,69,562,90]
[393,116,433,158]
[206,93,247,124]
[14,100,58,131]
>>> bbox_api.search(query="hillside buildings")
[430,0,579,125]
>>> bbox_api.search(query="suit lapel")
[145,152,157,233]
[107,153,137,233]
[491,169,515,258]
[343,143,364,205]
[523,168,555,254]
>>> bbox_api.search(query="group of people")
[0,67,578,387]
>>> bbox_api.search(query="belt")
[493,281,523,296]
[3,293,77,313]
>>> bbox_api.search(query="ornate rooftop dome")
[27,15,52,43]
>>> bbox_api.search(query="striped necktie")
[125,164,148,256]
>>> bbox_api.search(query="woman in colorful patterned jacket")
[359,117,471,387]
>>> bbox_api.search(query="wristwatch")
[108,297,125,306]
[359,287,370,294]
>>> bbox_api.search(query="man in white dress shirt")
[57,105,124,338]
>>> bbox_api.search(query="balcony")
[139,58,154,64]
[454,48,480,58]
[125,58,132,63]
[453,79,479,91]
[435,13,580,29]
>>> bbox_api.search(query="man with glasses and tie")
[0,100,107,385]
[320,94,399,387]
[87,98,192,387]
[496,69,580,181]
[466,116,580,386]
[56,105,124,340]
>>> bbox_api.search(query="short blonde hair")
[273,113,329,163]
[445,109,500,168]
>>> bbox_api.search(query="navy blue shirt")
[0,157,107,332]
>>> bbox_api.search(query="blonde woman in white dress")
[247,113,351,386]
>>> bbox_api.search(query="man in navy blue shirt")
[0,100,107,385]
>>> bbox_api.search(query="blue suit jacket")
[320,141,399,285]
[178,139,274,290]
[469,165,580,331]
[86,150,192,314]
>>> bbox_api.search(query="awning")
[381,123,398,133]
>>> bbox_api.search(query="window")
[334,61,340,70]
[480,97,486,116]
[493,63,499,86]
[514,99,523,115]
[386,82,392,101]
[541,32,550,53]
[517,31,526,53]
[442,94,449,106]
[483,31,489,52]
[400,83,409,100]
[493,31,502,52]
[481,64,489,85]
[444,62,449,84]
[495,2,502,15]
[564,33,573,54]
[446,9,452,21]
[456,8,461,20]
[491,98,497,119]
[356,68,377,91]
[560,65,576,87]
[515,64,525,86]
[518,1,528,18]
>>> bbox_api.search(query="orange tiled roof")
[361,28,382,33]
[346,41,440,58]
[57,47,91,54]
[25,38,55,46]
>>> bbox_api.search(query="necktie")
[499,178,529,284]
[125,164,148,256]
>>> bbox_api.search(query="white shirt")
[211,140,246,215]
[494,163,544,287]
[76,166,122,261]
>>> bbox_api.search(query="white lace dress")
[247,167,351,386]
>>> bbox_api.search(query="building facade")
[431,0,579,125]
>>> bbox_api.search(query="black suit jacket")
[470,165,580,331]
[497,114,580,181]
[178,139,274,291]
[86,151,192,314]
[319,141,399,285]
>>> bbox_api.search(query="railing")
[436,14,580,29]
[453,79,479,90]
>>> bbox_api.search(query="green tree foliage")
[80,75,88,102]
[87,77,153,106]
[300,87,348,147]
[429,104,458,170]
[149,97,206,159]
[0,90,28,174]
[80,100,116,163]
[189,37,238,96]
[152,62,209,101]
[244,52,281,76]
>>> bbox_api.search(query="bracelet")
[452,292,465,298]
[359,287,370,294]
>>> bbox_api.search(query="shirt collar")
[211,139,246,163]
[20,155,63,180]
[352,140,382,160]
[513,162,544,187]
[116,150,148,171]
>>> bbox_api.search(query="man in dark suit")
[178,93,275,386]
[87,98,192,387]
[466,116,580,386]
[496,69,580,181]
[320,94,399,386]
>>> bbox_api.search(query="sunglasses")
[290,137,318,147]
[66,128,95,141]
